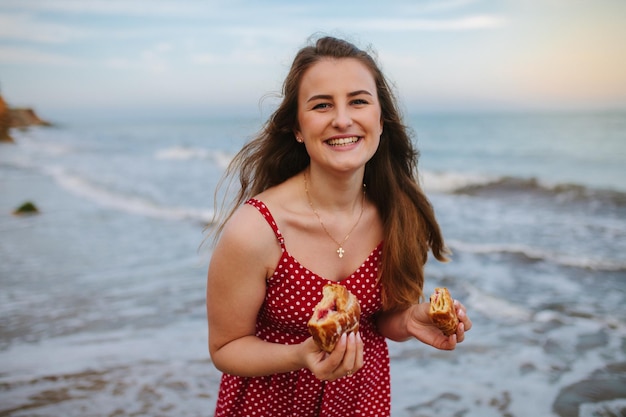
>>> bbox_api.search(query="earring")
[296,136,303,143]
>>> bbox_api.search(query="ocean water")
[0,111,625,417]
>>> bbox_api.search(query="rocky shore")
[0,94,52,143]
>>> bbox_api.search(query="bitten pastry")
[308,283,361,353]
[428,287,459,336]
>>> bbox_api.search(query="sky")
[1,0,625,121]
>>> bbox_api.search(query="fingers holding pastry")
[308,332,363,381]
[453,299,472,342]
[342,331,363,378]
[329,332,363,380]
[454,299,472,331]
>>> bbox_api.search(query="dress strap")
[245,198,286,247]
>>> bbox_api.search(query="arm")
[206,204,363,379]
[207,204,302,376]
[376,300,471,350]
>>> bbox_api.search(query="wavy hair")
[212,36,448,311]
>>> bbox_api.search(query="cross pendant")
[337,247,345,258]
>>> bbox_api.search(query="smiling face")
[295,58,383,175]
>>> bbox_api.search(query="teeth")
[327,137,359,146]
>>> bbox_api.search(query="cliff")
[9,107,52,128]
[0,95,12,142]
[0,94,52,143]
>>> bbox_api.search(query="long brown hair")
[212,36,448,311]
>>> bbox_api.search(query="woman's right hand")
[302,332,364,381]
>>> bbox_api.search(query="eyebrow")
[306,90,374,103]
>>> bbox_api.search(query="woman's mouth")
[326,136,360,146]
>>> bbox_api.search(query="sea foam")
[44,166,214,223]
[155,146,232,169]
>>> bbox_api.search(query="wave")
[423,171,626,207]
[44,166,215,223]
[154,146,232,169]
[461,282,532,323]
[447,239,626,272]
[18,138,75,156]
[421,171,494,194]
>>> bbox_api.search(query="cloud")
[0,0,217,18]
[189,47,276,67]
[397,0,481,15]
[0,12,87,43]
[325,15,507,32]
[103,41,176,73]
[0,45,82,65]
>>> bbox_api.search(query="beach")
[1,112,625,416]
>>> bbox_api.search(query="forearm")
[376,305,417,342]
[211,335,305,377]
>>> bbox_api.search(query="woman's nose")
[332,107,353,129]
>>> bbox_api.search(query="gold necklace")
[303,172,366,259]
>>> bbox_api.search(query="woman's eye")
[312,103,331,110]
[352,99,369,105]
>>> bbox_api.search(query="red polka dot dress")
[213,199,391,417]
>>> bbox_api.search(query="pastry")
[308,283,361,352]
[428,287,459,336]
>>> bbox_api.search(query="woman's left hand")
[406,300,472,350]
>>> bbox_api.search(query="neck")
[303,168,367,259]
[303,168,364,212]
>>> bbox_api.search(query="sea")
[1,111,625,417]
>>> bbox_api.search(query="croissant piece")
[308,283,361,352]
[428,287,459,336]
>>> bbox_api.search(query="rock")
[0,94,52,143]
[0,94,13,143]
[13,201,40,216]
[9,107,53,129]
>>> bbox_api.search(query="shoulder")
[220,201,276,250]
[216,174,302,256]
[212,201,281,276]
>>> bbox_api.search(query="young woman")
[206,35,471,417]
